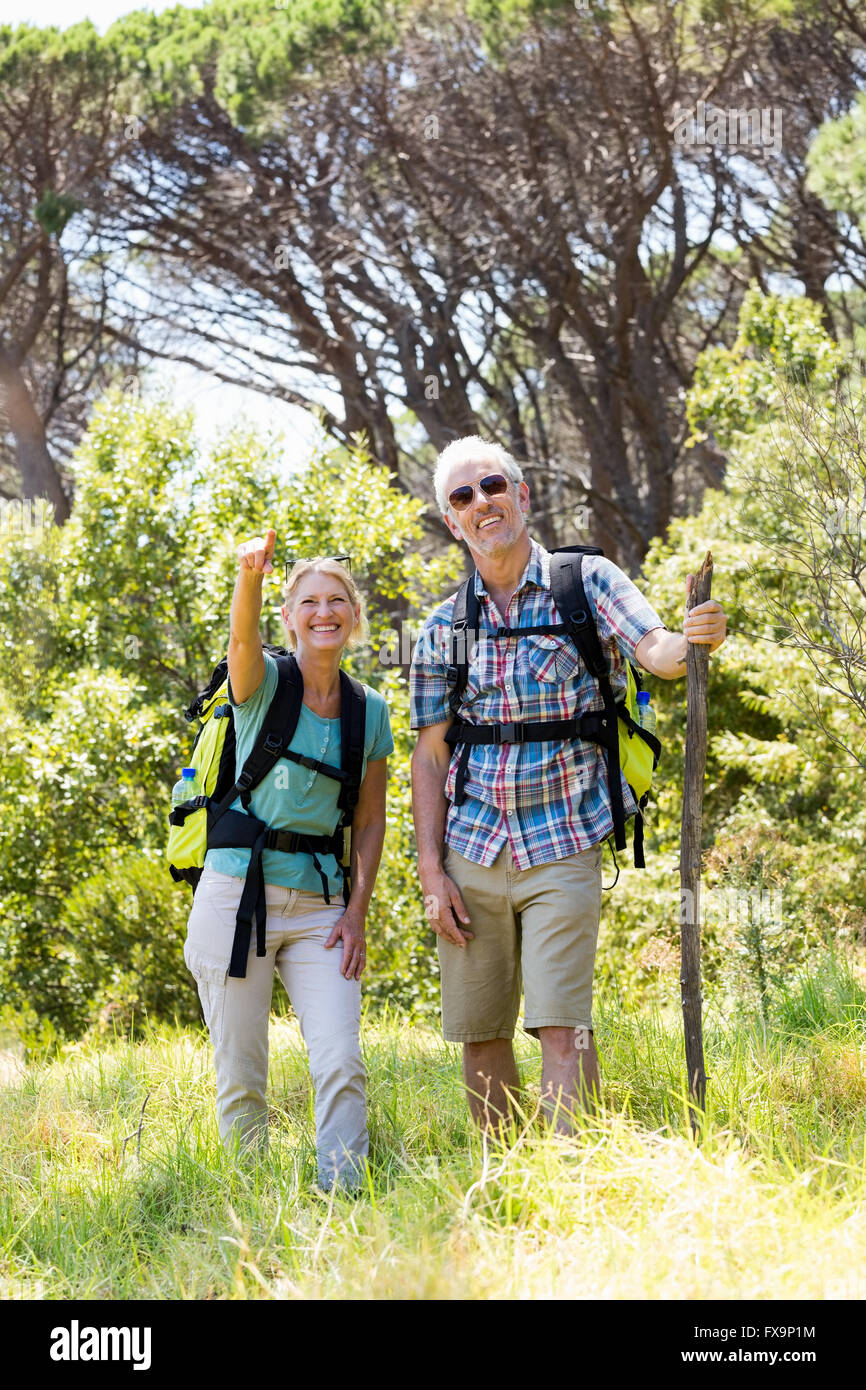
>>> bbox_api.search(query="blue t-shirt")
[205,652,394,893]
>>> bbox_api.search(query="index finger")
[688,600,721,617]
[264,528,276,558]
[437,901,474,946]
[340,940,360,978]
[449,883,471,927]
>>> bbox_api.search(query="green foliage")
[360,673,441,1019]
[54,852,202,1038]
[807,89,866,232]
[774,950,866,1037]
[0,667,175,1029]
[105,0,405,127]
[34,190,81,237]
[686,282,844,447]
[598,285,866,1008]
[5,281,866,1043]
[0,392,458,1036]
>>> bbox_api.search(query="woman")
[184,527,393,1189]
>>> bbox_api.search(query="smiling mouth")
[310,623,340,631]
[477,514,503,530]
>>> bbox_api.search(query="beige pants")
[184,865,367,1188]
[439,840,603,1042]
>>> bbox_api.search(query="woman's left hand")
[324,910,367,980]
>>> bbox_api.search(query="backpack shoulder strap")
[210,653,304,823]
[185,658,228,723]
[549,549,628,853]
[447,575,481,717]
[548,549,610,685]
[336,670,367,823]
[184,641,293,723]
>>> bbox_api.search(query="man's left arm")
[634,573,727,680]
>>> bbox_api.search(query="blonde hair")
[281,557,368,652]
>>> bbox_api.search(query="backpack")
[444,545,661,873]
[167,646,367,977]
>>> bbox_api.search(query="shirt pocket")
[524,635,582,683]
[463,633,501,707]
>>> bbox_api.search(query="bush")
[51,851,201,1037]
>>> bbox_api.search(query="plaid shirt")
[409,538,666,870]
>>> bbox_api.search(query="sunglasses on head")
[448,474,510,513]
[284,553,351,582]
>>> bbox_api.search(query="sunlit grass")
[1,956,865,1299]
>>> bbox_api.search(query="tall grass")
[1,954,865,1300]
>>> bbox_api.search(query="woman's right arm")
[228,528,275,704]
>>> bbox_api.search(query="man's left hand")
[684,573,726,655]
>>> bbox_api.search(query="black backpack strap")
[633,800,646,870]
[334,670,367,901]
[337,670,367,821]
[548,551,609,684]
[549,552,627,854]
[207,808,344,974]
[184,658,229,723]
[446,577,479,716]
[209,653,303,824]
[447,577,481,806]
[183,642,292,723]
[208,653,306,976]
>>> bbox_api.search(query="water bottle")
[636,690,657,738]
[171,766,201,807]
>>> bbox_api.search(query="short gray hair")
[433,435,524,514]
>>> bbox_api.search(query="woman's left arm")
[323,756,388,980]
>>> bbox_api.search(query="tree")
[0,21,141,519]
[96,0,864,565]
[688,283,866,769]
[4,2,866,564]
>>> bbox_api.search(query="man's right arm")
[411,723,474,948]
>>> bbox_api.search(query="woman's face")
[282,570,359,655]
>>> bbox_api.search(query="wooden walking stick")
[680,550,713,1135]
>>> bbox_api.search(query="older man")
[409,436,727,1131]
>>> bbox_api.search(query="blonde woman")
[184,528,393,1188]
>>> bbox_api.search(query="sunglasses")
[447,474,510,513]
[284,553,351,582]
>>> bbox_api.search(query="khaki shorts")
[438,840,603,1042]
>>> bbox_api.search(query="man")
[409,436,727,1131]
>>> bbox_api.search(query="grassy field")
[1,953,866,1301]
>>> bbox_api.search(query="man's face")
[442,458,530,557]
